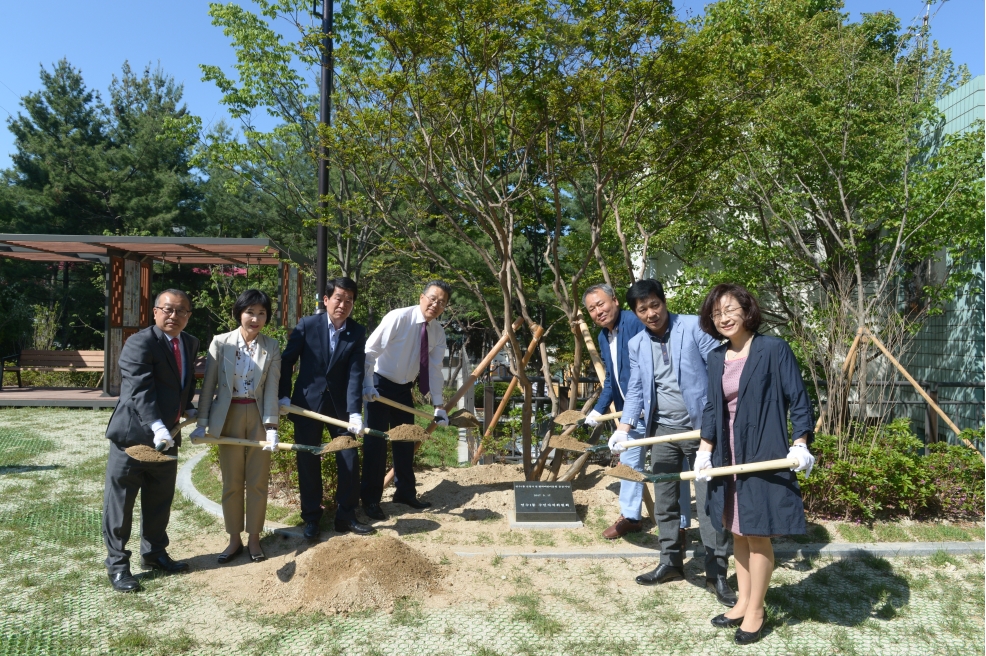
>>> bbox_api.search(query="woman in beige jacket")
[191,289,281,563]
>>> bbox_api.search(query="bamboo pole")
[863,327,983,460]
[815,327,863,433]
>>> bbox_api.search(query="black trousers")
[293,410,361,524]
[362,374,417,503]
[102,440,178,574]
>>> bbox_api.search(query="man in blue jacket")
[582,283,646,539]
[612,279,736,606]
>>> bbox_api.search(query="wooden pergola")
[0,234,310,396]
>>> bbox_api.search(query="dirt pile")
[553,409,586,425]
[389,424,428,441]
[548,433,589,452]
[299,536,437,611]
[124,445,175,462]
[448,409,481,428]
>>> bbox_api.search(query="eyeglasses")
[711,306,743,323]
[155,306,191,318]
[423,294,448,310]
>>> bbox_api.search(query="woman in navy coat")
[693,284,815,645]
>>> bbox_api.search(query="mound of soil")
[389,424,428,442]
[606,463,646,482]
[549,433,589,452]
[554,409,586,425]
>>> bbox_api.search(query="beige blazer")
[197,330,281,431]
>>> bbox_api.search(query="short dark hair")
[155,288,191,308]
[699,283,762,340]
[582,283,616,305]
[625,279,665,312]
[422,280,452,302]
[325,277,358,303]
[232,289,273,325]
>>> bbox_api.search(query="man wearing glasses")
[102,289,199,592]
[278,277,375,540]
[361,280,452,516]
[611,279,736,607]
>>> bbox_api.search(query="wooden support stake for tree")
[641,484,656,521]
[383,318,524,487]
[530,389,599,480]
[470,325,544,465]
[815,327,864,433]
[862,327,984,460]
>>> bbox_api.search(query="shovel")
[552,408,621,427]
[373,396,480,429]
[605,457,800,483]
[189,433,328,455]
[586,429,701,454]
[284,404,390,439]
[126,417,197,462]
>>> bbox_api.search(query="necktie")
[171,336,183,385]
[418,321,429,396]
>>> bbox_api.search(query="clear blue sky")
[0,0,982,170]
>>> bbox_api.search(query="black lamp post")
[314,0,333,313]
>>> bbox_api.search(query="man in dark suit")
[279,277,373,540]
[102,289,199,593]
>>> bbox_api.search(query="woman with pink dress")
[693,284,815,645]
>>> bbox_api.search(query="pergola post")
[104,252,147,396]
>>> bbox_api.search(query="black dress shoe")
[711,613,744,628]
[335,517,376,535]
[141,553,189,574]
[392,493,432,510]
[217,545,243,564]
[249,548,266,563]
[634,563,684,585]
[735,619,765,645]
[707,575,738,607]
[303,521,320,541]
[363,503,388,521]
[108,570,140,593]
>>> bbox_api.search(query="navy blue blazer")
[593,308,645,414]
[701,334,814,536]
[278,314,366,420]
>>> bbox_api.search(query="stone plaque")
[513,482,579,523]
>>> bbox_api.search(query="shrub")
[802,419,935,520]
[925,428,985,520]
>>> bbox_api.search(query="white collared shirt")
[232,331,260,398]
[606,325,625,400]
[364,305,446,405]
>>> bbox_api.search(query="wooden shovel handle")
[681,457,799,481]
[622,430,701,449]
[169,418,197,438]
[190,434,325,455]
[376,396,434,421]
[287,405,389,439]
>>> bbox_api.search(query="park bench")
[1,349,104,389]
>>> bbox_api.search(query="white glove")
[362,386,380,402]
[788,443,815,477]
[189,426,206,441]
[184,408,198,420]
[434,408,449,426]
[263,429,279,452]
[693,450,713,482]
[348,413,364,435]
[153,426,174,451]
[584,410,603,428]
[278,397,291,415]
[607,430,629,454]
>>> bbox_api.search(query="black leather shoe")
[217,545,243,564]
[335,518,376,535]
[249,548,266,563]
[707,575,738,607]
[141,553,189,574]
[711,613,743,628]
[735,619,765,645]
[363,503,388,521]
[392,493,432,510]
[303,521,320,541]
[108,570,140,593]
[634,563,684,585]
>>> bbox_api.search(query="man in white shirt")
[361,280,451,516]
